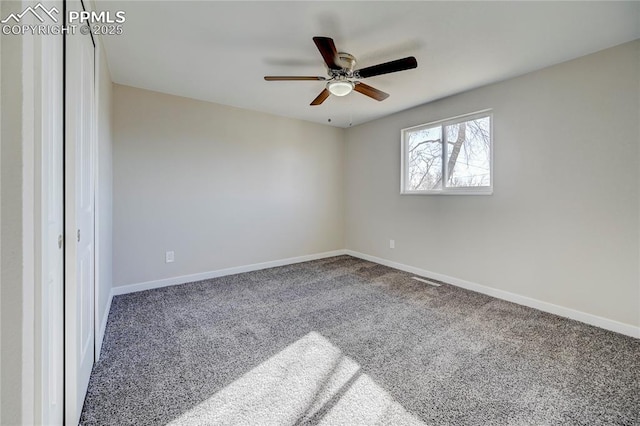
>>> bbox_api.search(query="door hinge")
[77,229,81,242]
[58,234,63,249]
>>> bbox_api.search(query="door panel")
[41,5,64,422]
[65,0,96,423]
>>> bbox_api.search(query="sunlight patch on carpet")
[167,332,424,425]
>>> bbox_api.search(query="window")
[401,111,492,194]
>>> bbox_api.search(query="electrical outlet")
[165,251,175,263]
[389,239,395,249]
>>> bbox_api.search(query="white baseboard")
[103,248,639,339]
[96,289,114,360]
[345,250,640,339]
[111,249,348,297]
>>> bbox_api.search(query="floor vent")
[412,276,442,287]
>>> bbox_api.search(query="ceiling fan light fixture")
[327,80,354,97]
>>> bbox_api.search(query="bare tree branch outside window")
[403,114,491,193]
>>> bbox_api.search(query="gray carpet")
[80,256,640,425]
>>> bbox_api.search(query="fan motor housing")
[336,52,356,71]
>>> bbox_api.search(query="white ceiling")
[97,1,640,128]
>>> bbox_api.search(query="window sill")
[400,189,493,196]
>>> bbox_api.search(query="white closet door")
[65,0,96,423]
[41,2,64,422]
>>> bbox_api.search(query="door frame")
[20,11,37,426]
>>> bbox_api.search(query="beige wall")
[345,40,640,327]
[96,39,113,352]
[96,42,113,336]
[112,85,344,287]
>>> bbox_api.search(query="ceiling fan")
[264,37,418,106]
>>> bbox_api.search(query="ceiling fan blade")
[313,36,340,70]
[264,76,326,81]
[310,88,331,106]
[354,82,389,101]
[356,56,418,79]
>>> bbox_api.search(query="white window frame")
[400,110,493,195]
